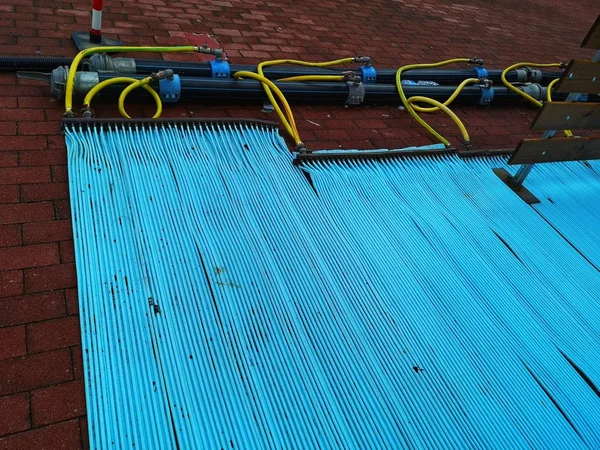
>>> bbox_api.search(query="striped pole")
[90,0,103,44]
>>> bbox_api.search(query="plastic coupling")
[521,67,542,83]
[464,139,473,151]
[477,79,494,105]
[151,69,175,81]
[469,57,484,66]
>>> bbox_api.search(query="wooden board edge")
[582,15,600,49]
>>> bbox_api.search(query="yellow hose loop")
[256,58,356,141]
[83,77,162,119]
[277,75,345,82]
[500,62,562,108]
[410,78,481,113]
[407,96,471,145]
[234,71,301,145]
[500,62,572,137]
[396,59,472,147]
[65,45,197,115]
[117,77,158,119]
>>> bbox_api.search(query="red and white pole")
[90,0,103,44]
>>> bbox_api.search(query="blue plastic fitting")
[159,74,181,103]
[210,58,230,78]
[478,85,494,105]
[359,65,377,84]
[473,66,488,78]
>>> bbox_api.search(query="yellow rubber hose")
[546,78,559,102]
[396,59,473,148]
[260,58,355,71]
[407,96,471,145]
[234,71,301,145]
[83,77,162,119]
[500,62,572,137]
[65,45,197,115]
[409,78,481,113]
[256,58,357,146]
[118,77,155,119]
[277,75,345,82]
[500,62,561,108]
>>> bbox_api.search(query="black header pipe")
[85,73,569,106]
[1,56,561,85]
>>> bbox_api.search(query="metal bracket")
[345,81,365,105]
[262,100,274,113]
[209,58,230,78]
[492,168,541,204]
[359,65,377,84]
[16,71,51,83]
[71,31,123,51]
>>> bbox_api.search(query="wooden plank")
[531,102,600,130]
[555,60,600,94]
[582,15,600,49]
[508,137,600,165]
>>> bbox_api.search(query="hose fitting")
[197,44,225,59]
[295,142,310,153]
[478,78,493,88]
[469,57,484,66]
[353,56,372,66]
[80,107,94,118]
[150,69,175,81]
[464,139,473,151]
[341,71,362,82]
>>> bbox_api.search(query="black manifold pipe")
[2,56,561,85]
[0,56,76,71]
[91,73,570,105]
[135,60,561,85]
